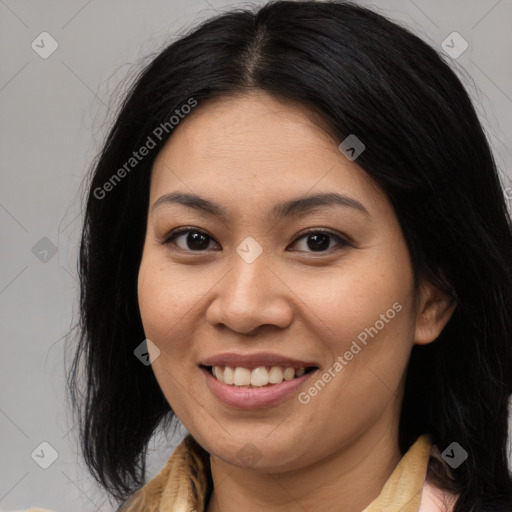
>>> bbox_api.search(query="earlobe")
[414,280,457,346]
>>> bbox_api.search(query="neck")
[205,412,403,512]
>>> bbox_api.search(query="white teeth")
[233,367,251,386]
[224,366,234,385]
[283,368,295,381]
[212,366,223,382]
[211,365,309,387]
[251,367,269,387]
[268,366,283,384]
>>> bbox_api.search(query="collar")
[121,434,434,512]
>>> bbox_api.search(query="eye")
[161,227,218,252]
[289,228,349,253]
[161,227,349,254]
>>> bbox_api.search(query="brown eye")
[289,229,349,253]
[161,227,349,254]
[163,228,218,251]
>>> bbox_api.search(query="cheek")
[293,243,416,408]
[292,255,412,351]
[296,284,413,455]
[137,254,200,360]
[137,255,202,419]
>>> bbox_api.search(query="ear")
[414,279,457,345]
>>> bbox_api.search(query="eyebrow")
[152,191,371,220]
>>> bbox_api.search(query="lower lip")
[200,366,317,409]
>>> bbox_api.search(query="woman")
[65,1,512,511]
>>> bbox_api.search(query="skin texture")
[137,91,456,512]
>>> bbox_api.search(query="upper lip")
[200,352,318,370]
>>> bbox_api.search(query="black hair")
[68,1,512,511]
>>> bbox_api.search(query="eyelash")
[160,226,350,254]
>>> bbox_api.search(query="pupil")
[185,232,331,251]
[308,233,330,251]
[188,232,209,250]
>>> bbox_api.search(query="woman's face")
[137,91,446,471]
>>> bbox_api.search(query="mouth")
[199,352,320,408]
[201,364,318,388]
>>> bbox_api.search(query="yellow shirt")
[20,434,458,511]
[115,433,458,512]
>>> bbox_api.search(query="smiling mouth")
[201,365,318,388]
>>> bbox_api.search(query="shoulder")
[419,480,458,512]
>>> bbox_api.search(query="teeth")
[233,367,251,386]
[211,365,309,387]
[224,366,234,385]
[283,368,295,381]
[251,367,269,387]
[268,366,283,384]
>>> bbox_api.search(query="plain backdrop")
[1,1,511,510]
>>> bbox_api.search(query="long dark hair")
[68,1,512,510]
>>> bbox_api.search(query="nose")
[205,253,293,335]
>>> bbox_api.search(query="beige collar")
[121,434,434,512]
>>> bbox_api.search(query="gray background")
[1,0,511,511]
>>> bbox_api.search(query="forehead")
[149,91,385,215]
